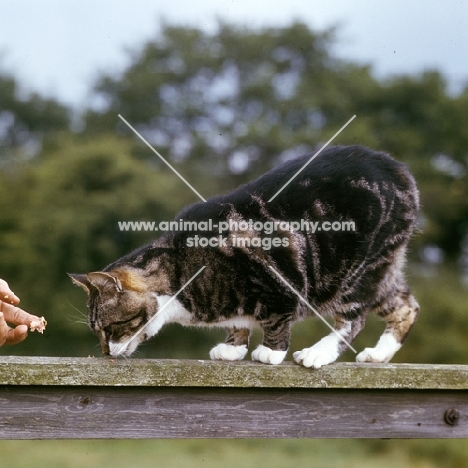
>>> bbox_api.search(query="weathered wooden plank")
[0,386,466,439]
[2,357,468,439]
[1,356,468,389]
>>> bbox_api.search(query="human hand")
[0,301,44,346]
[0,278,45,346]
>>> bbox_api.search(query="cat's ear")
[68,272,123,295]
[87,272,124,293]
[68,273,92,294]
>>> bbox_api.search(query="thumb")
[0,312,29,346]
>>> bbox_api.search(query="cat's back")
[176,145,418,225]
[252,145,417,198]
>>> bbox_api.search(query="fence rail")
[1,356,467,439]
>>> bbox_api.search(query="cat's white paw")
[356,348,389,363]
[356,334,401,363]
[293,338,340,369]
[209,343,248,361]
[251,345,287,365]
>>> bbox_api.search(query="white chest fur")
[152,294,259,331]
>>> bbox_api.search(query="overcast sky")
[1,0,467,109]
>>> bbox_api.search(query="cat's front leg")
[209,327,250,361]
[294,316,365,369]
[251,316,290,365]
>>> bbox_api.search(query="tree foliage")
[0,71,70,163]
[84,22,468,259]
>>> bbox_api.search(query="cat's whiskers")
[129,349,144,358]
[68,318,88,325]
[66,301,89,326]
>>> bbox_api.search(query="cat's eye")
[102,309,146,340]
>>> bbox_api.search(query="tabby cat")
[70,145,420,368]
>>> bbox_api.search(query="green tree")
[0,71,70,164]
[84,23,344,187]
[84,22,468,263]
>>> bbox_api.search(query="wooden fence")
[1,356,467,439]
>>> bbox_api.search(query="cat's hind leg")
[251,315,291,365]
[356,289,419,363]
[209,327,250,361]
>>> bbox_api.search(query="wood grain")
[0,386,466,439]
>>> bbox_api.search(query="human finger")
[0,312,7,346]
[0,279,20,305]
[0,313,28,346]
[0,301,41,327]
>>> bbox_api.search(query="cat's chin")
[108,339,139,357]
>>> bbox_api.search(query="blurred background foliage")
[0,21,467,363]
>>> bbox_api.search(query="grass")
[1,439,468,468]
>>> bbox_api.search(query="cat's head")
[68,268,164,357]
